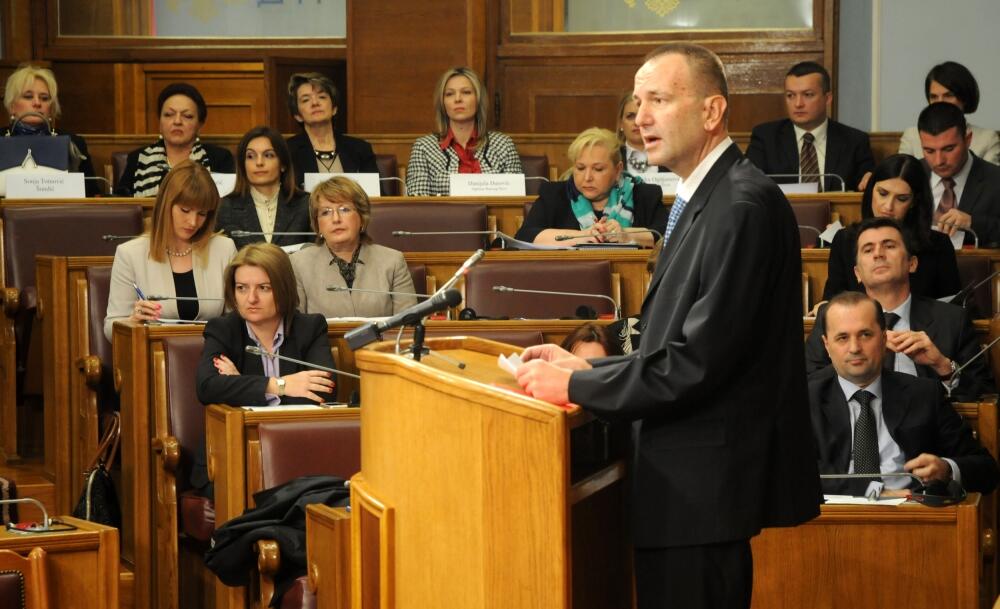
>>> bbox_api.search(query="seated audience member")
[806,217,990,401]
[560,323,625,359]
[194,242,336,498]
[515,127,666,247]
[823,154,960,301]
[746,61,874,192]
[918,102,1000,246]
[291,176,417,317]
[899,61,999,165]
[616,92,668,176]
[405,66,522,196]
[2,64,98,195]
[284,72,378,189]
[116,82,235,197]
[104,161,236,341]
[217,126,312,250]
[810,291,999,496]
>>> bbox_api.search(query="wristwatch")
[942,359,958,380]
[275,377,286,396]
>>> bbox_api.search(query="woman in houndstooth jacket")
[405,67,522,196]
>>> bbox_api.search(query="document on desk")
[241,404,350,411]
[823,495,908,506]
[497,352,523,376]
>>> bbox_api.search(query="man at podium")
[517,43,821,609]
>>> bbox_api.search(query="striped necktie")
[800,132,820,189]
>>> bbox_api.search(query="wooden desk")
[37,255,113,514]
[751,496,981,609]
[0,515,119,609]
[305,504,352,609]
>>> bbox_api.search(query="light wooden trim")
[350,475,395,609]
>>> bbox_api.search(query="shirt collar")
[676,137,734,203]
[793,118,829,147]
[838,374,883,403]
[885,293,912,325]
[245,319,285,352]
[250,187,279,207]
[931,150,974,190]
[439,126,478,150]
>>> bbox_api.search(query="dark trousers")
[634,539,752,609]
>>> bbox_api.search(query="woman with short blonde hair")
[405,66,523,196]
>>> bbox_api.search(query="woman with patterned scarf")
[116,82,234,197]
[516,127,666,247]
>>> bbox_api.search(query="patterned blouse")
[130,139,216,198]
[405,130,523,196]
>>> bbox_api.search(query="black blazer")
[745,118,875,192]
[514,180,667,243]
[822,227,960,301]
[946,154,1000,246]
[196,311,336,406]
[216,190,313,250]
[567,144,820,548]
[115,142,235,196]
[286,132,378,189]
[806,296,992,401]
[808,368,999,495]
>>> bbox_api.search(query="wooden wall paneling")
[264,57,348,134]
[141,63,266,135]
[51,62,119,134]
[347,0,487,133]
[2,0,36,64]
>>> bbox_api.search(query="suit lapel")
[879,373,909,444]
[824,122,843,191]
[273,198,294,237]
[959,155,985,214]
[779,120,799,175]
[820,375,853,472]
[643,144,742,306]
[235,195,264,235]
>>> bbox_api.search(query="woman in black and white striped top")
[405,67,522,196]
[116,82,234,197]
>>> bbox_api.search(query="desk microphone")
[85,176,113,196]
[0,497,52,532]
[326,286,431,298]
[492,285,621,320]
[344,288,462,349]
[944,333,1000,399]
[392,230,511,248]
[764,172,847,191]
[796,225,823,246]
[947,270,1000,308]
[102,234,140,241]
[379,176,407,195]
[229,230,317,238]
[244,345,360,379]
[147,295,224,301]
[435,249,485,295]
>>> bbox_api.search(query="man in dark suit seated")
[806,217,992,401]
[918,101,1000,246]
[809,290,999,497]
[746,61,874,192]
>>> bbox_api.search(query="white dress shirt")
[675,137,734,204]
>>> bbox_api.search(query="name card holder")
[642,172,680,195]
[779,183,821,195]
[6,172,85,198]
[305,173,381,197]
[449,173,526,196]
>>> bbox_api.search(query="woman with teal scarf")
[516,127,666,247]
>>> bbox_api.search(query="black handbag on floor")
[72,412,122,528]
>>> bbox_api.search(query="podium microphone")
[492,285,621,320]
[435,249,485,295]
[102,234,140,241]
[244,345,360,379]
[230,230,317,238]
[344,288,462,350]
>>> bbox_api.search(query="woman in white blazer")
[291,176,416,318]
[105,160,237,340]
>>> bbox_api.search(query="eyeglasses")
[318,206,356,218]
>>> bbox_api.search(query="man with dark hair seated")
[746,61,874,192]
[918,101,1000,246]
[809,290,999,497]
[806,217,992,401]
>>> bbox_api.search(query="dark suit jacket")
[216,190,313,250]
[947,154,1000,246]
[196,311,336,406]
[568,144,820,548]
[286,132,378,189]
[514,179,667,243]
[809,368,999,495]
[806,296,991,401]
[746,118,875,192]
[822,227,960,301]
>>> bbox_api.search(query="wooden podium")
[350,336,630,609]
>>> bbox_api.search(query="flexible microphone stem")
[492,285,621,320]
[148,295,224,301]
[958,269,1000,307]
[945,333,1000,399]
[229,230,317,237]
[392,230,510,248]
[84,176,113,195]
[435,249,486,296]
[102,234,140,241]
[765,173,847,192]
[326,286,432,298]
[244,345,360,379]
[0,498,51,530]
[379,176,407,196]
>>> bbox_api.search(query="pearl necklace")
[166,246,193,257]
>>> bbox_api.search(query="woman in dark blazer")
[285,72,378,188]
[516,127,666,247]
[216,126,312,250]
[822,154,961,301]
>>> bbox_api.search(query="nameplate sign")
[305,173,381,198]
[211,173,236,197]
[449,174,526,196]
[779,182,820,195]
[643,172,680,195]
[6,172,85,198]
